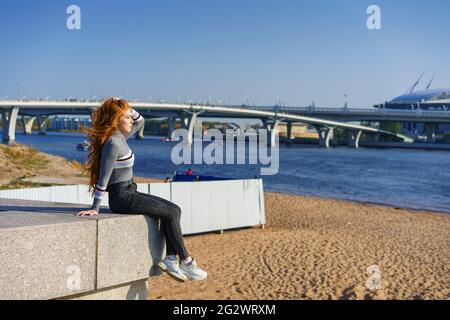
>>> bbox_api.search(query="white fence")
[0,179,265,235]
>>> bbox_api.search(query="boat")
[76,141,90,151]
[169,170,232,182]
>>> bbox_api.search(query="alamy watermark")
[170,120,279,176]
[66,5,81,30]
[66,5,381,31]
[367,5,381,30]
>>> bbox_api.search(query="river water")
[13,132,450,214]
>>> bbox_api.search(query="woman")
[75,97,207,282]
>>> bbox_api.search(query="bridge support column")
[332,128,339,146]
[372,133,380,142]
[167,117,176,140]
[180,113,190,130]
[314,126,334,148]
[1,107,19,144]
[286,122,293,144]
[261,119,271,132]
[180,112,199,145]
[262,119,281,147]
[270,120,281,147]
[425,123,437,143]
[37,116,50,135]
[136,120,145,140]
[347,129,362,148]
[22,116,36,134]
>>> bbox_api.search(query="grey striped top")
[91,108,144,212]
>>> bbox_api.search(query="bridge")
[240,105,450,123]
[244,105,450,143]
[0,100,417,148]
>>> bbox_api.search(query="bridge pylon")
[425,123,437,143]
[314,125,335,148]
[1,106,19,144]
[167,117,177,140]
[136,120,145,139]
[347,129,363,148]
[286,122,293,144]
[21,116,37,134]
[179,111,203,145]
[262,118,281,147]
[37,116,50,135]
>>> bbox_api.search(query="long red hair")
[80,97,131,196]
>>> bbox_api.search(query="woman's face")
[117,108,134,133]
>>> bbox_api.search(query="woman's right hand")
[75,209,99,216]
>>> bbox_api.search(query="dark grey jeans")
[107,179,189,259]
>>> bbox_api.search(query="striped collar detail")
[115,150,134,168]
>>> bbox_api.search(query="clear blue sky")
[1,0,449,108]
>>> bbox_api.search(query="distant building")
[373,88,450,111]
[373,88,450,137]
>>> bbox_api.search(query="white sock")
[182,256,193,265]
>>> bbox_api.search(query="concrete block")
[96,214,165,289]
[62,279,148,300]
[0,211,97,300]
[0,199,166,299]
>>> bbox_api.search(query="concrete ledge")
[0,199,165,300]
[97,214,165,289]
[0,179,266,235]
[59,279,148,300]
[0,210,97,300]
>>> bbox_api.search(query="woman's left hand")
[75,209,99,216]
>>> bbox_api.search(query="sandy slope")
[0,143,160,187]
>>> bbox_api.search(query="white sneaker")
[158,257,187,282]
[179,257,208,281]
